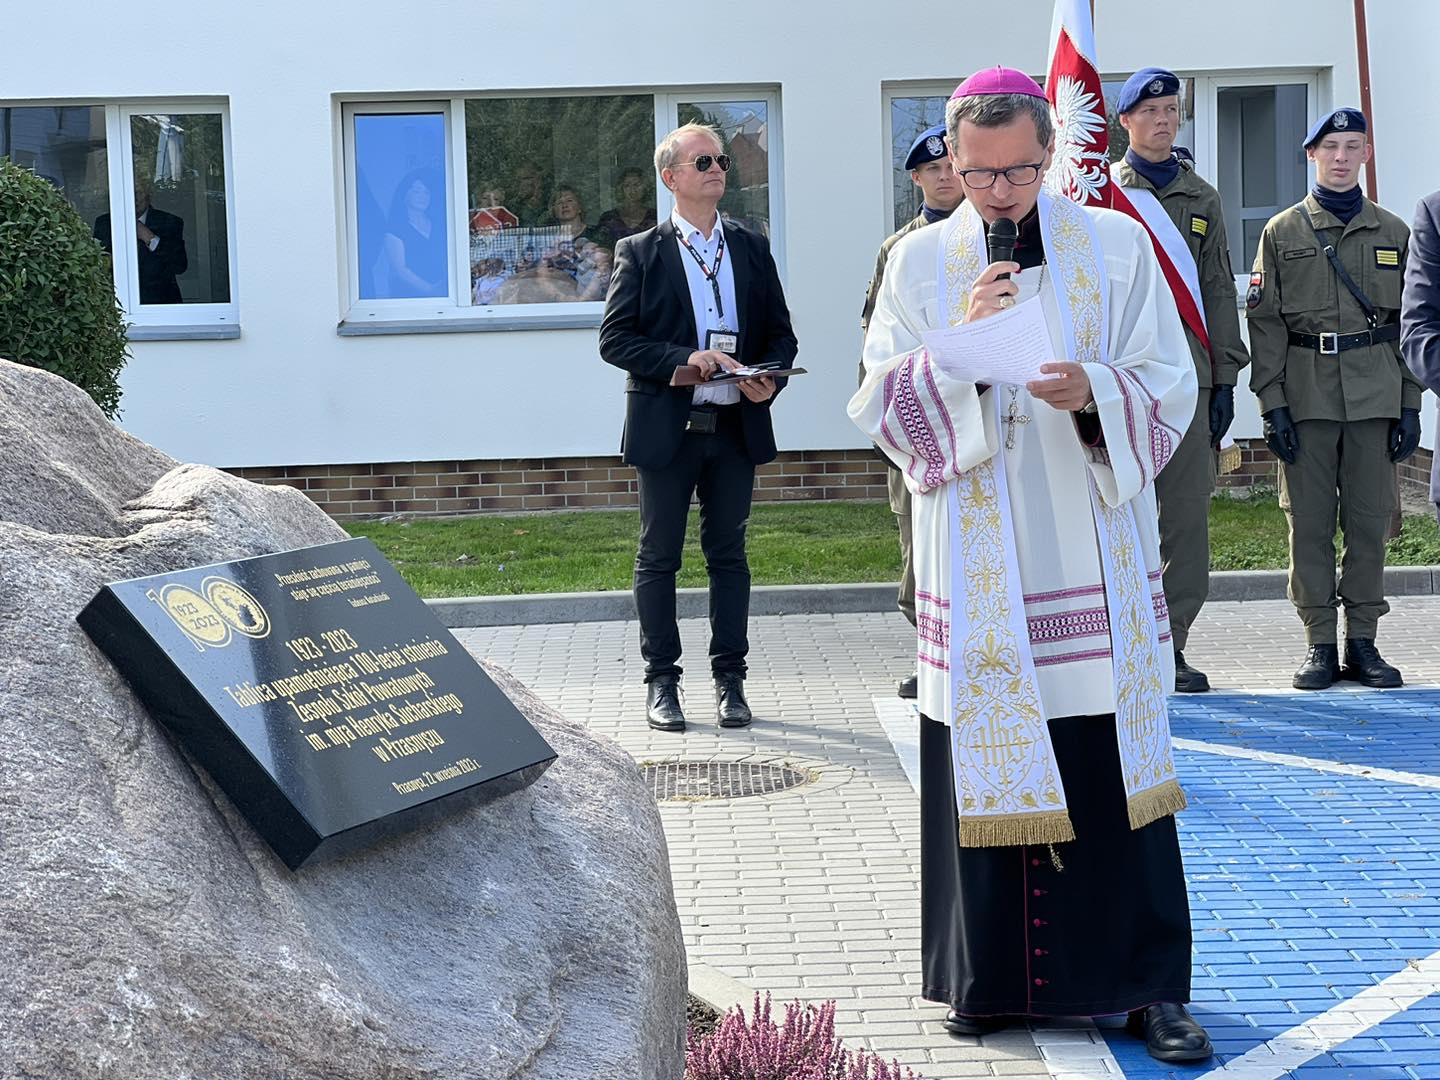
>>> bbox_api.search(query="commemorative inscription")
[77,537,556,869]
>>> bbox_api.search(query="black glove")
[1208,385,1235,447]
[1262,406,1300,465]
[1389,407,1422,463]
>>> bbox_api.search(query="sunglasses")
[674,154,732,173]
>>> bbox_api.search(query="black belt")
[1288,324,1400,355]
[685,404,739,435]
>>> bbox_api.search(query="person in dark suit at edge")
[599,122,798,732]
[1401,188,1440,525]
[93,175,188,305]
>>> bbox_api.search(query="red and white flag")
[1043,0,1213,354]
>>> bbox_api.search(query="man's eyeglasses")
[674,154,732,173]
[955,162,1044,190]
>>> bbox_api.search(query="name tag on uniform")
[706,329,739,355]
[1375,246,1400,268]
[1284,248,1317,260]
[1190,215,1209,238]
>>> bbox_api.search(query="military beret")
[1117,68,1181,114]
[1303,108,1367,149]
[904,124,949,171]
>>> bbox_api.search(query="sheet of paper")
[920,297,1057,385]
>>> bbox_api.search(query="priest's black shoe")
[1292,643,1340,690]
[715,672,752,728]
[897,674,918,699]
[645,675,685,732]
[1342,637,1403,688]
[1125,1003,1213,1063]
[1173,651,1210,693]
[942,1010,1012,1037]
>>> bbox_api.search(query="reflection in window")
[889,96,949,231]
[353,112,449,301]
[121,114,230,305]
[0,105,110,246]
[679,100,770,240]
[1216,84,1308,275]
[464,95,652,306]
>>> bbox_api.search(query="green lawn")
[348,496,1440,599]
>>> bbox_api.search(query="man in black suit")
[1401,188,1440,523]
[93,176,188,305]
[600,122,798,732]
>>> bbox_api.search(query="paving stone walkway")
[455,595,1440,1079]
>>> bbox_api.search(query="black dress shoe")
[1125,1003,1213,1063]
[1342,638,1403,688]
[715,673,752,728]
[942,1009,1012,1036]
[897,674,918,699]
[1174,651,1211,693]
[1292,643,1340,690]
[645,675,685,732]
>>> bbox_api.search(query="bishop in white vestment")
[850,70,1211,1058]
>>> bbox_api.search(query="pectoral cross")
[1002,390,1030,450]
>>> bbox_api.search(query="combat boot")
[1173,651,1210,693]
[1292,644,1340,690]
[1342,638,1403,688]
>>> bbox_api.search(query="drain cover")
[641,760,814,801]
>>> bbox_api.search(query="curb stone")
[425,567,1440,628]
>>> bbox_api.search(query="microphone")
[987,217,1019,280]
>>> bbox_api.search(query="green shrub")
[0,158,128,418]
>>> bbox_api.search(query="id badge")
[706,329,739,356]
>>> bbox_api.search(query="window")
[339,88,782,331]
[0,101,237,336]
[464,94,653,307]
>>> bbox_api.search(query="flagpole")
[1352,0,1378,201]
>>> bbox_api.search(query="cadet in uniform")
[1246,108,1422,689]
[860,124,963,699]
[1114,68,1249,693]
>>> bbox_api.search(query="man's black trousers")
[634,405,754,683]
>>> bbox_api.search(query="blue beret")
[1117,68,1180,114]
[1303,108,1367,149]
[904,125,949,171]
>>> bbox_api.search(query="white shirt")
[672,209,740,406]
[138,209,160,252]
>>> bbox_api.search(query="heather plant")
[685,993,922,1080]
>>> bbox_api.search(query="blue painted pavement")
[1099,690,1440,1080]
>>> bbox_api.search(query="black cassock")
[920,712,1192,1018]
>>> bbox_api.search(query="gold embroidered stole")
[937,194,1185,847]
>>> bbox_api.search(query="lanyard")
[677,228,728,326]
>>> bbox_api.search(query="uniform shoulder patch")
[1375,246,1401,268]
[1246,271,1264,309]
[1190,214,1209,237]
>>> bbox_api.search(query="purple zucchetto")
[951,67,1047,100]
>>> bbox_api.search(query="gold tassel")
[1217,442,1243,476]
[1126,779,1188,830]
[958,810,1076,848]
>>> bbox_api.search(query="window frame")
[113,101,240,335]
[337,86,784,334]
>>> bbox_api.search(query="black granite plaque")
[78,537,555,870]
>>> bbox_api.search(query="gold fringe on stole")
[1126,778,1189,831]
[958,810,1076,849]
[1218,442,1243,476]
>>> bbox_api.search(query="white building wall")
[6,0,1425,468]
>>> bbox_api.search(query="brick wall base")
[227,442,1435,521]
[228,449,890,520]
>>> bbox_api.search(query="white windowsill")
[336,310,604,336]
[128,323,241,341]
